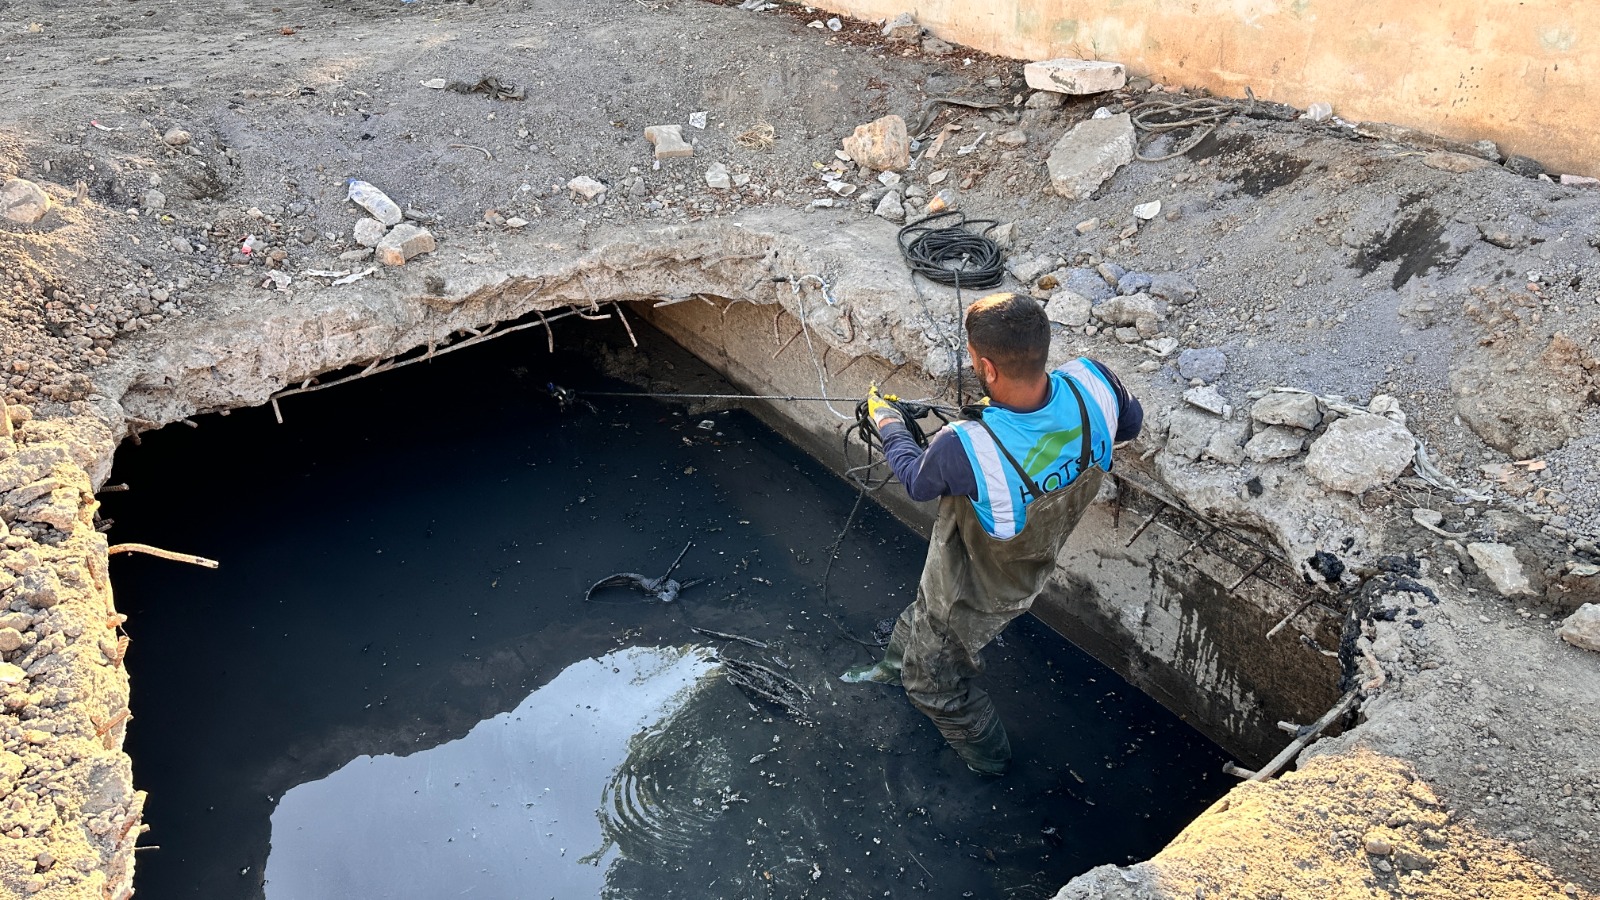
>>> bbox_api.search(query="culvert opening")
[104,313,1231,899]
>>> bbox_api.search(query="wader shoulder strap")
[964,375,1097,499]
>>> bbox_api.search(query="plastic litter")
[345,180,403,226]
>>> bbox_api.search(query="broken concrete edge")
[11,210,1589,897]
[85,207,1582,611]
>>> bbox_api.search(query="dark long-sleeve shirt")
[880,358,1142,502]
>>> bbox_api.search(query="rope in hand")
[1128,94,1249,161]
[819,397,955,647]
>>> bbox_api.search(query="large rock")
[1064,267,1115,301]
[645,124,694,159]
[1422,151,1493,173]
[1183,385,1229,417]
[1203,421,1248,465]
[353,218,387,248]
[881,12,921,42]
[375,224,436,267]
[1252,391,1322,430]
[1047,113,1134,199]
[1176,348,1226,383]
[1304,414,1413,493]
[0,178,50,225]
[1044,291,1092,327]
[1024,58,1127,95]
[1245,425,1306,462]
[1558,604,1600,652]
[873,191,904,222]
[1148,272,1199,304]
[1164,408,1219,462]
[1091,293,1164,327]
[843,115,910,172]
[568,175,607,200]
[1467,543,1537,598]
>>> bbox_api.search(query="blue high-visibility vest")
[947,358,1120,539]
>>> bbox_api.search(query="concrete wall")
[639,297,1343,765]
[825,0,1598,178]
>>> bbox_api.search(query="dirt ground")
[1,0,1598,897]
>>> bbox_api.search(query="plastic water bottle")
[346,179,402,226]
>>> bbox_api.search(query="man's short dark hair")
[965,292,1050,379]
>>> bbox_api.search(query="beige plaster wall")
[826,0,1598,177]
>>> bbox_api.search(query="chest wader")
[848,379,1105,775]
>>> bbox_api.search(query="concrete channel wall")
[639,297,1343,765]
[820,0,1600,178]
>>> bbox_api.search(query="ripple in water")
[586,713,733,870]
[263,646,717,899]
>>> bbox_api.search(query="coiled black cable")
[896,210,1006,289]
[842,397,953,488]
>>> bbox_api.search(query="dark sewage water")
[102,319,1229,900]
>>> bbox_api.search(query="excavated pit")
[7,213,1595,900]
[88,222,1367,893]
[101,317,1235,898]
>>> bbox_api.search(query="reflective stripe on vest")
[949,360,1119,539]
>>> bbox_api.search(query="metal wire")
[1128,96,1244,161]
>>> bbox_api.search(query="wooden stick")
[107,543,219,569]
[662,541,693,579]
[1227,690,1360,782]
[689,627,768,649]
[448,143,493,161]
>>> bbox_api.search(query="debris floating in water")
[585,541,702,602]
[719,654,812,724]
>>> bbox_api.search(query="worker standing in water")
[841,292,1143,774]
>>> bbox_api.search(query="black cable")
[898,210,1005,407]
[896,211,1006,289]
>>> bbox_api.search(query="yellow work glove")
[866,384,905,431]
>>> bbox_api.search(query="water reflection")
[264,646,717,899]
